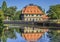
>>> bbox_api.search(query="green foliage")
[0,28,3,37]
[47,4,60,19]
[0,10,5,42]
[0,10,4,20]
[8,6,17,20]
[47,4,60,42]
[2,1,7,12]
[4,28,16,39]
[0,28,17,42]
[1,1,17,20]
[5,6,17,16]
[0,10,4,28]
[48,30,60,42]
[2,6,17,20]
[13,10,22,20]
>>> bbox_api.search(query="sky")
[0,0,60,12]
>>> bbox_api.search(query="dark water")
[0,26,50,42]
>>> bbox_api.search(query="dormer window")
[40,14,42,16]
[36,14,38,16]
[32,14,34,16]
[26,14,28,16]
[34,10,36,12]
[27,10,29,12]
[30,11,32,12]
[37,10,39,12]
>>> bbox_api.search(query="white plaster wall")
[28,18,30,21]
[23,14,43,21]
[25,18,27,21]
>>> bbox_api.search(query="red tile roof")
[22,5,43,14]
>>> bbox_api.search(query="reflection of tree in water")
[0,28,3,37]
[0,28,6,42]
[0,28,3,42]
[0,28,23,42]
[0,28,16,42]
[48,30,60,42]
[15,28,20,33]
[4,28,16,39]
[15,28,23,34]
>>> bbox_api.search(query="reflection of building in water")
[20,26,48,42]
[21,4,49,21]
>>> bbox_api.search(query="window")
[36,14,38,16]
[40,14,41,16]
[37,14,41,16]
[37,10,39,12]
[34,10,36,12]
[29,14,30,16]
[26,14,28,16]
[32,14,34,16]
[27,11,29,12]
[30,11,32,12]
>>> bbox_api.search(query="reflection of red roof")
[22,5,43,14]
[22,29,48,41]
[22,33,44,41]
[41,15,49,19]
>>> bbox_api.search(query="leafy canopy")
[47,4,60,19]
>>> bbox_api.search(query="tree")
[8,6,17,20]
[47,4,60,19]
[4,28,16,39]
[0,10,4,28]
[0,10,4,19]
[47,4,60,42]
[0,10,4,42]
[1,1,20,20]
[5,6,17,20]
[1,1,17,20]
[2,1,7,12]
[13,10,22,20]
[1,1,8,20]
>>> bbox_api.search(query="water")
[7,32,49,42]
[0,26,50,42]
